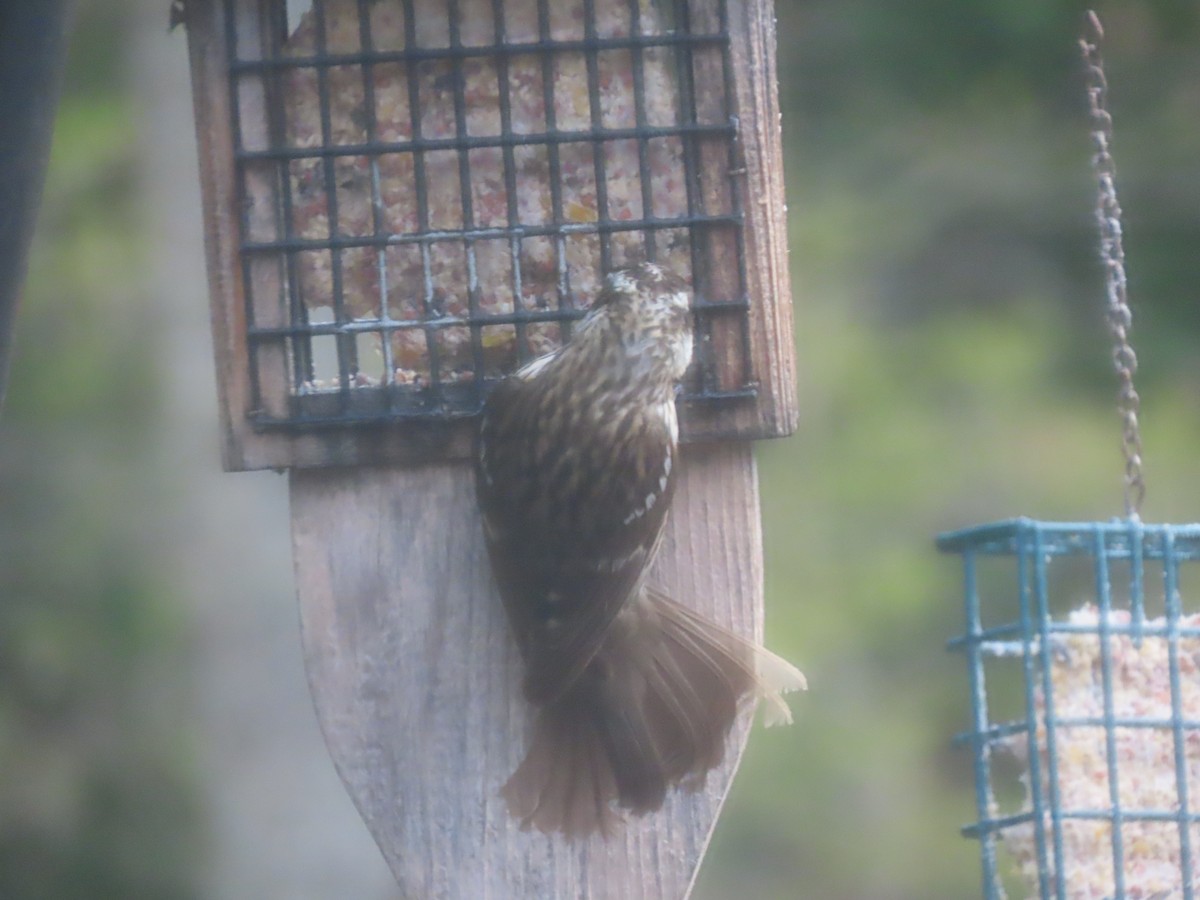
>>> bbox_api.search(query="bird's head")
[584,262,694,385]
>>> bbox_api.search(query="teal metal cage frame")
[940,518,1200,899]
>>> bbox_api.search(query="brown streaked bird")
[475,262,805,837]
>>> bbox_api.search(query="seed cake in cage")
[942,521,1200,900]
[282,0,693,389]
[1001,606,1200,898]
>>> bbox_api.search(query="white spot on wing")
[658,400,679,444]
[590,545,647,573]
[672,330,694,378]
[608,270,638,295]
[622,486,662,525]
[515,352,555,380]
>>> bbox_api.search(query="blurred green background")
[2,1,1199,897]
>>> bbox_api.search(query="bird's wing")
[476,376,676,704]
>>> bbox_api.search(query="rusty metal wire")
[1080,10,1145,520]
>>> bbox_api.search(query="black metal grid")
[940,519,1200,899]
[226,0,755,429]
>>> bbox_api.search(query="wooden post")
[291,443,763,896]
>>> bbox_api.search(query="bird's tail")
[501,587,806,837]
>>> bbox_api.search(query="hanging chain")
[1080,10,1145,519]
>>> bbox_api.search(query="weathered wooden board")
[290,442,764,898]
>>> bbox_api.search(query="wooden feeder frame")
[185,0,795,472]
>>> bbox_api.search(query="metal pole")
[0,2,73,412]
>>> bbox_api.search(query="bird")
[475,261,805,837]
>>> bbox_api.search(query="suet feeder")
[939,15,1200,899]
[185,0,794,471]
[182,0,796,895]
[941,520,1200,898]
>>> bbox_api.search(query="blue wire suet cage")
[937,15,1200,897]
[940,518,1200,899]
